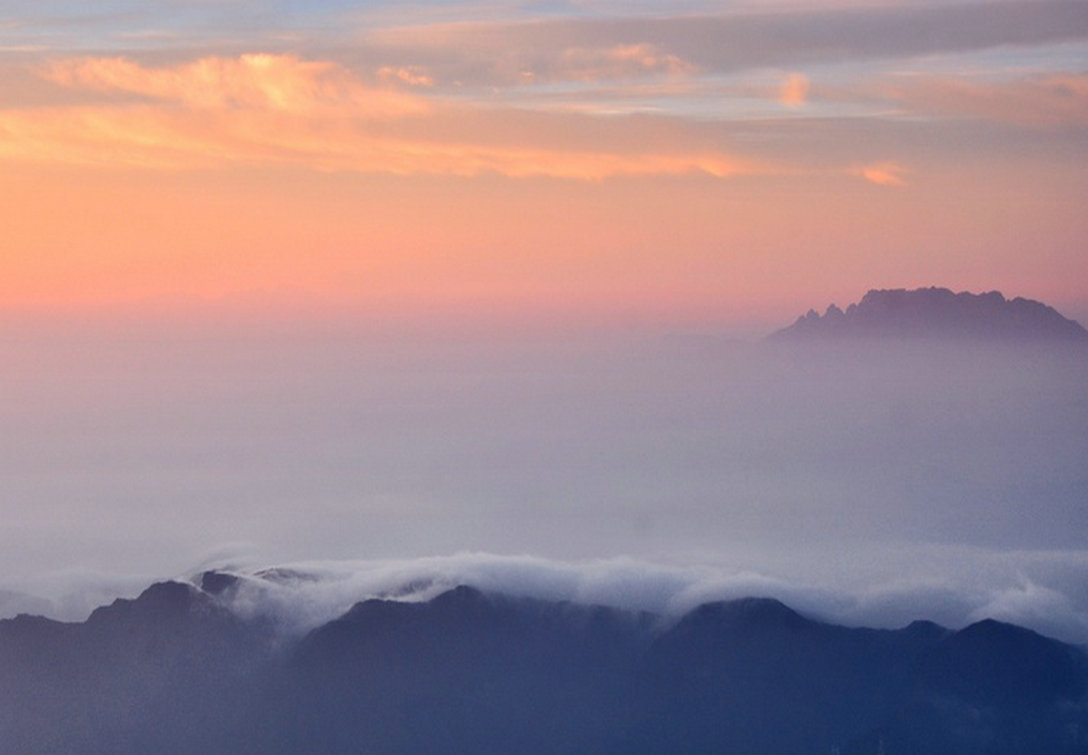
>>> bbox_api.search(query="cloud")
[968,578,1088,639]
[377,65,435,88]
[0,53,774,179]
[780,72,810,107]
[9,0,1088,66]
[201,550,1088,644]
[0,569,155,623]
[549,43,696,83]
[881,73,1088,130]
[362,1,1088,86]
[1,335,1087,645]
[10,550,1087,643]
[853,160,908,186]
[0,105,762,178]
[6,2,1085,180]
[44,54,429,118]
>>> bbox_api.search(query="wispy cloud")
[44,54,429,117]
[0,107,769,178]
[359,0,1088,88]
[544,43,696,83]
[3,2,1084,182]
[377,65,435,88]
[881,72,1088,129]
[0,53,877,180]
[15,47,1083,184]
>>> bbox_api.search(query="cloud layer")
[0,54,772,179]
[2,333,1086,645]
[8,550,1088,646]
[358,1,1088,86]
[4,1,1087,183]
[214,550,1088,643]
[1,3,1086,642]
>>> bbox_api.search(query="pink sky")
[2,1,1087,334]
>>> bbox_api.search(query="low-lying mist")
[1,318,1085,641]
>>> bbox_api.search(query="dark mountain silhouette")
[0,580,273,754]
[771,287,1088,341]
[2,579,1087,754]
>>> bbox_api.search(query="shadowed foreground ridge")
[2,580,1088,754]
[771,287,1088,341]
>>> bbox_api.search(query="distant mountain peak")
[770,287,1088,342]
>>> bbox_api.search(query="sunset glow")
[2,0,1087,328]
[4,8,1088,720]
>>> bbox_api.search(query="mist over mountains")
[2,575,1087,754]
[2,286,1087,752]
[771,287,1088,341]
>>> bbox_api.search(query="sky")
[1,1,1088,641]
[2,0,1087,329]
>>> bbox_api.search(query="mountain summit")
[771,287,1088,341]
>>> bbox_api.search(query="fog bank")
[1,321,1085,640]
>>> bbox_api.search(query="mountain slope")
[0,581,273,754]
[2,581,1086,754]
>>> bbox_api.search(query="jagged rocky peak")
[771,286,1088,341]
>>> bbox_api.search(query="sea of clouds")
[1,322,1085,643]
[4,548,1088,645]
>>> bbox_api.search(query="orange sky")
[3,2,1088,334]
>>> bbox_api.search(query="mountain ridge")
[2,578,1087,754]
[771,286,1088,342]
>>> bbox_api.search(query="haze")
[2,316,1086,642]
[1,0,1087,643]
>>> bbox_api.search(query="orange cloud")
[780,72,810,107]
[551,44,696,83]
[0,107,215,169]
[0,54,774,180]
[44,54,428,118]
[377,65,435,87]
[853,161,908,186]
[3,53,908,184]
[0,103,760,179]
